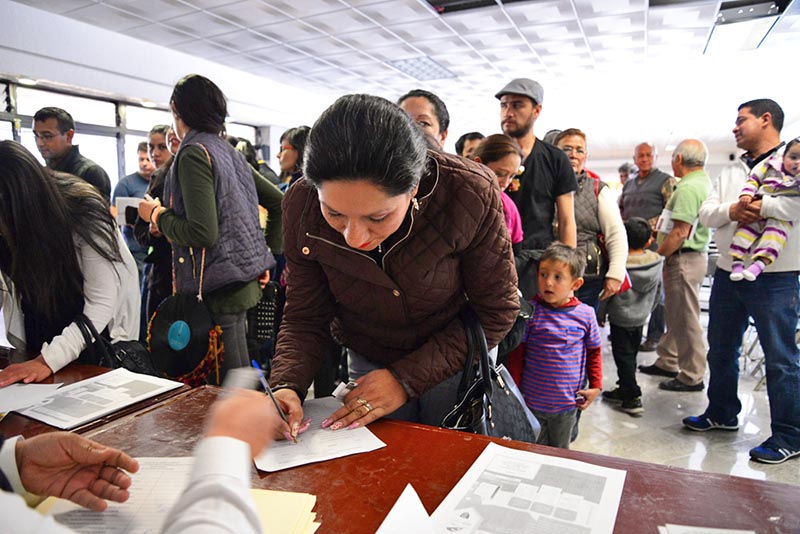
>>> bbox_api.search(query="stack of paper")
[39,457,320,533]
[251,489,320,534]
[17,368,183,429]
[0,382,63,414]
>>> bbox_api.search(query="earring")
[412,197,420,211]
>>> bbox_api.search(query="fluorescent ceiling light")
[386,56,456,81]
[704,15,778,53]
[17,77,37,86]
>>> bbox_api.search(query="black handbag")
[441,306,540,443]
[75,314,158,376]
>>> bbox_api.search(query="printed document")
[254,396,386,472]
[431,442,626,534]
[18,368,182,429]
[0,382,62,413]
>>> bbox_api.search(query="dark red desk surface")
[0,354,190,438]
[85,386,800,534]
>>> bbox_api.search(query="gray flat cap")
[495,78,544,104]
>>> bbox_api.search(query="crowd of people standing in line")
[1,71,799,533]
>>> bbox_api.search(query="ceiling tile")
[62,3,150,31]
[277,56,343,74]
[481,44,536,63]
[338,27,403,48]
[356,0,437,25]
[316,50,376,68]
[648,28,708,47]
[431,50,485,68]
[363,43,420,61]
[413,36,468,55]
[172,38,234,58]
[262,44,314,64]
[301,9,377,34]
[504,1,576,25]
[121,22,196,46]
[207,0,289,27]
[103,0,195,20]
[581,12,645,36]
[163,11,242,37]
[385,18,454,42]
[178,0,242,8]
[257,0,347,18]
[532,38,589,56]
[291,36,356,56]
[253,19,325,42]
[211,52,268,71]
[441,6,512,34]
[347,62,404,78]
[464,29,525,49]
[573,0,646,17]
[14,0,98,14]
[519,21,583,41]
[647,1,718,29]
[209,29,279,52]
[587,31,645,51]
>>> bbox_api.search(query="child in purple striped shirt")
[521,242,603,449]
[730,139,800,281]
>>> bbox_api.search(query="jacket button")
[392,289,400,297]
[302,247,310,255]
[178,257,185,264]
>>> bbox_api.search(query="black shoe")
[659,378,704,392]
[638,364,678,378]
[621,397,644,415]
[639,340,659,352]
[602,388,625,403]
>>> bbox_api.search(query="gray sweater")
[598,250,663,328]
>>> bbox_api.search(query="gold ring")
[357,398,373,412]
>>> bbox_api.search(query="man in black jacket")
[33,106,111,200]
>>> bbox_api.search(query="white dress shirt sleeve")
[161,437,262,534]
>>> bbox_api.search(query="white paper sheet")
[114,197,141,226]
[432,442,627,534]
[254,396,386,472]
[377,484,434,534]
[18,368,183,429]
[41,457,194,533]
[0,382,63,413]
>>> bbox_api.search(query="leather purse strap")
[458,306,493,401]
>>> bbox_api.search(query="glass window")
[0,121,13,141]
[226,123,256,144]
[126,106,172,133]
[17,87,116,127]
[19,127,120,192]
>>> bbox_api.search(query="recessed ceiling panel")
[338,27,404,48]
[65,3,150,31]
[431,50,486,68]
[104,0,192,20]
[301,9,377,34]
[519,21,583,42]
[357,0,438,25]
[581,12,645,35]
[208,0,290,27]
[481,44,535,63]
[253,19,325,42]
[648,1,718,29]
[532,38,589,56]
[291,36,356,57]
[573,0,646,17]
[587,31,645,51]
[13,0,97,14]
[386,18,455,41]
[163,11,241,37]
[367,44,424,61]
[254,45,310,65]
[172,38,233,59]
[413,36,469,55]
[122,22,197,46]
[210,29,279,52]
[319,50,378,68]
[443,6,512,33]
[504,1,576,25]
[259,0,347,18]
[464,29,526,49]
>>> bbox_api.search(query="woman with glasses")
[0,141,140,386]
[555,128,627,308]
[277,126,310,191]
[269,94,519,437]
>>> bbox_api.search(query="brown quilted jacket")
[270,150,519,399]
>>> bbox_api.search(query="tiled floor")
[572,283,800,486]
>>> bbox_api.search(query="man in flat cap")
[497,78,578,299]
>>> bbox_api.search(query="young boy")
[521,242,602,449]
[598,217,664,415]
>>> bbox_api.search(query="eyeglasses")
[560,146,586,155]
[33,132,63,142]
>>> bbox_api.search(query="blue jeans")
[706,269,800,449]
